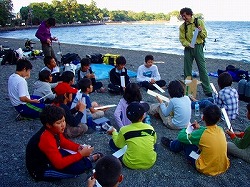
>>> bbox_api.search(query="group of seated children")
[7,54,249,183]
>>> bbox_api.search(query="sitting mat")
[91,64,137,80]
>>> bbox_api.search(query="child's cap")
[126,102,149,121]
[54,82,77,95]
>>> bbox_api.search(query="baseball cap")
[126,102,150,122]
[54,82,78,95]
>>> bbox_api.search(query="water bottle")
[245,80,250,102]
[238,75,247,101]
[195,102,200,116]
[144,114,151,125]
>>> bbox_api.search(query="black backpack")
[61,53,81,65]
[1,49,19,65]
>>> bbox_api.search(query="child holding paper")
[108,56,130,94]
[150,80,191,129]
[137,54,166,90]
[74,78,105,120]
[226,103,250,163]
[40,56,60,83]
[8,59,45,119]
[114,83,143,128]
[76,57,106,93]
[189,72,239,120]
[53,82,88,138]
[26,105,101,181]
[108,102,157,169]
[33,69,57,103]
[161,104,230,176]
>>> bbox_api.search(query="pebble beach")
[0,37,250,187]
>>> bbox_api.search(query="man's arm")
[179,24,190,47]
[197,19,207,40]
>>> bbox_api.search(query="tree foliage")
[0,0,14,26]
[12,0,205,26]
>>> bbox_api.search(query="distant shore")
[0,22,105,32]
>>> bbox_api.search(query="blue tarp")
[90,64,137,80]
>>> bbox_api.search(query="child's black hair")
[40,105,65,126]
[38,70,51,82]
[78,78,92,92]
[116,56,126,65]
[123,83,142,104]
[203,104,221,126]
[61,71,74,83]
[43,56,54,66]
[95,155,122,187]
[80,58,91,67]
[218,72,233,89]
[145,55,154,63]
[167,80,184,98]
[16,59,32,71]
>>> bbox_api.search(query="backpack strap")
[123,129,155,141]
[194,17,199,28]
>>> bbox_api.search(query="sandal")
[88,152,104,163]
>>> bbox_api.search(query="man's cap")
[126,102,149,122]
[54,82,77,95]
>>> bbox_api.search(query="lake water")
[0,21,249,63]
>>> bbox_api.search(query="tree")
[0,0,14,26]
[61,0,79,23]
[20,7,29,24]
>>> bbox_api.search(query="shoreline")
[0,37,250,186]
[1,37,250,67]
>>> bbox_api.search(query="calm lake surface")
[0,21,249,63]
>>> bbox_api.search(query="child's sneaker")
[161,137,172,149]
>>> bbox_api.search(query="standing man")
[179,7,212,97]
[35,18,58,63]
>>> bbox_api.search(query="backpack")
[86,54,103,64]
[218,65,248,82]
[103,54,120,66]
[1,49,19,65]
[61,53,81,65]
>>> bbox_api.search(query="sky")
[12,0,250,21]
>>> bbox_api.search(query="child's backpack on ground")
[217,65,248,82]
[1,49,19,65]
[103,53,120,66]
[86,54,103,64]
[61,53,81,65]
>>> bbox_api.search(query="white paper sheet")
[186,123,194,134]
[120,75,125,87]
[190,28,199,48]
[221,108,234,132]
[38,93,52,101]
[94,104,117,110]
[112,145,127,158]
[147,89,169,102]
[153,84,165,93]
[189,151,200,160]
[210,83,218,94]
